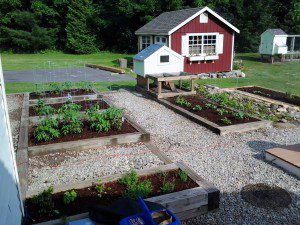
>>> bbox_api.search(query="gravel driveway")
[104,91,300,225]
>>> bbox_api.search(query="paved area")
[4,67,134,83]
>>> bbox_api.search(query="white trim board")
[168,6,240,35]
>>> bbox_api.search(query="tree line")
[0,0,299,54]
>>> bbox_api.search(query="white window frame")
[140,36,151,50]
[187,33,219,57]
[155,36,167,45]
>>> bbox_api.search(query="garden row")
[26,169,194,223]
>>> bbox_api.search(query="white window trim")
[168,7,240,35]
[187,32,219,57]
[140,36,152,50]
[155,36,167,45]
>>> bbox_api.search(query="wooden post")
[158,81,162,96]
[179,80,182,89]
[191,79,195,92]
[291,37,295,60]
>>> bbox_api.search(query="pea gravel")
[28,143,164,190]
[104,90,300,225]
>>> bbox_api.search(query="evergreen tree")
[65,0,98,54]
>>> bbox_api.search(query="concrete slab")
[4,67,134,83]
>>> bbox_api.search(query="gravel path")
[7,94,23,150]
[28,143,164,190]
[104,91,300,225]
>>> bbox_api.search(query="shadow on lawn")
[106,84,135,92]
[237,55,261,62]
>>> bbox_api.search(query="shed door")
[0,58,23,225]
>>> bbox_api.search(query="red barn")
[135,7,240,74]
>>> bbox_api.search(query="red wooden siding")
[170,13,233,74]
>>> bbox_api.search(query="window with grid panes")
[188,34,217,55]
[141,36,151,50]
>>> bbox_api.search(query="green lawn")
[1,51,299,95]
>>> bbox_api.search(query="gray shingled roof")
[135,7,204,35]
[133,44,164,61]
[267,29,287,36]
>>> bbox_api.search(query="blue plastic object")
[119,196,180,225]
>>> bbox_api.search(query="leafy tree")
[65,0,98,54]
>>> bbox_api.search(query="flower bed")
[237,86,300,107]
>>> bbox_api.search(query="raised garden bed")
[19,95,150,157]
[158,95,270,135]
[29,99,109,117]
[29,88,98,104]
[25,163,219,224]
[237,86,300,107]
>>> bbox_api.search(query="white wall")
[0,57,23,225]
[143,47,183,76]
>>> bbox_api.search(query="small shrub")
[285,91,293,99]
[34,100,56,116]
[34,118,60,142]
[95,179,106,197]
[192,105,202,111]
[31,186,54,216]
[63,190,77,205]
[161,181,175,194]
[158,171,168,180]
[221,117,232,125]
[175,95,192,108]
[177,170,188,182]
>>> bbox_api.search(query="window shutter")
[181,35,188,56]
[217,34,224,54]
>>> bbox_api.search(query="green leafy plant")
[177,170,188,182]
[221,117,232,125]
[285,91,293,99]
[90,115,111,132]
[119,171,152,200]
[102,107,124,130]
[34,100,56,116]
[205,103,213,109]
[232,111,244,119]
[62,81,72,91]
[49,83,62,94]
[175,95,192,108]
[192,105,202,111]
[216,108,228,116]
[63,190,77,205]
[59,103,83,135]
[158,171,168,179]
[95,179,106,197]
[34,118,60,142]
[31,186,54,216]
[161,181,175,194]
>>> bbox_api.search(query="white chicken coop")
[259,29,300,63]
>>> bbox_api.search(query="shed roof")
[266,29,287,36]
[133,44,164,61]
[135,7,204,35]
[135,6,240,35]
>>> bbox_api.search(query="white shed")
[133,44,184,77]
[259,29,288,55]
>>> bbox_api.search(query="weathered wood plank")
[86,63,125,74]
